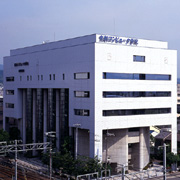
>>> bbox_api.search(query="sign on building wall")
[99,35,138,45]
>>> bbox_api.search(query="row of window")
[103,73,171,81]
[103,91,171,98]
[103,108,171,116]
[6,72,172,82]
[6,72,90,82]
[6,90,172,98]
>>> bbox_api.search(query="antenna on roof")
[54,32,56,41]
[42,40,50,44]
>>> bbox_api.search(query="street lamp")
[45,131,56,180]
[73,124,81,159]
[158,143,168,180]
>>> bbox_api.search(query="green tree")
[9,127,20,140]
[42,136,103,176]
[0,129,9,141]
[167,152,180,167]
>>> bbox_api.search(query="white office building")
[3,34,177,170]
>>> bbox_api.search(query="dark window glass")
[63,74,65,80]
[6,103,14,108]
[41,75,43,80]
[133,55,145,62]
[103,91,171,98]
[53,74,55,80]
[18,69,25,73]
[74,109,90,116]
[128,128,140,132]
[103,72,171,81]
[74,91,90,98]
[6,77,14,82]
[49,74,51,80]
[6,90,14,95]
[103,108,171,116]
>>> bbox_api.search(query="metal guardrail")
[76,167,164,180]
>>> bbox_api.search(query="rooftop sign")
[99,35,138,45]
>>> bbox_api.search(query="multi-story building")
[3,34,177,170]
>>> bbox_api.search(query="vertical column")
[43,89,48,144]
[32,89,37,156]
[32,89,36,143]
[56,89,60,150]
[22,89,26,144]
[139,127,150,170]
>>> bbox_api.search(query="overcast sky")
[1,0,180,77]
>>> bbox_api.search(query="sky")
[0,0,180,77]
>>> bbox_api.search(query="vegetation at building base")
[151,143,180,167]
[0,129,9,141]
[42,137,105,176]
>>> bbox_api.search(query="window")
[74,72,90,79]
[178,94,180,97]
[74,109,90,116]
[63,74,65,80]
[103,108,171,116]
[30,75,32,81]
[178,100,180,103]
[18,69,25,73]
[20,76,22,81]
[49,74,51,80]
[133,55,145,62]
[6,103,14,108]
[6,77,14,82]
[6,90,14,95]
[103,91,171,98]
[74,91,90,98]
[27,76,29,81]
[53,74,55,80]
[41,75,43,80]
[103,72,171,81]
[38,75,40,81]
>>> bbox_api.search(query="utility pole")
[50,141,52,180]
[163,143,166,180]
[73,124,81,160]
[45,131,56,180]
[158,143,167,180]
[0,141,50,180]
[15,140,17,180]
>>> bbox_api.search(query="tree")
[9,127,20,140]
[0,129,9,142]
[167,152,180,167]
[42,136,103,176]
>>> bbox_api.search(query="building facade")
[3,34,177,170]
[178,84,180,119]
